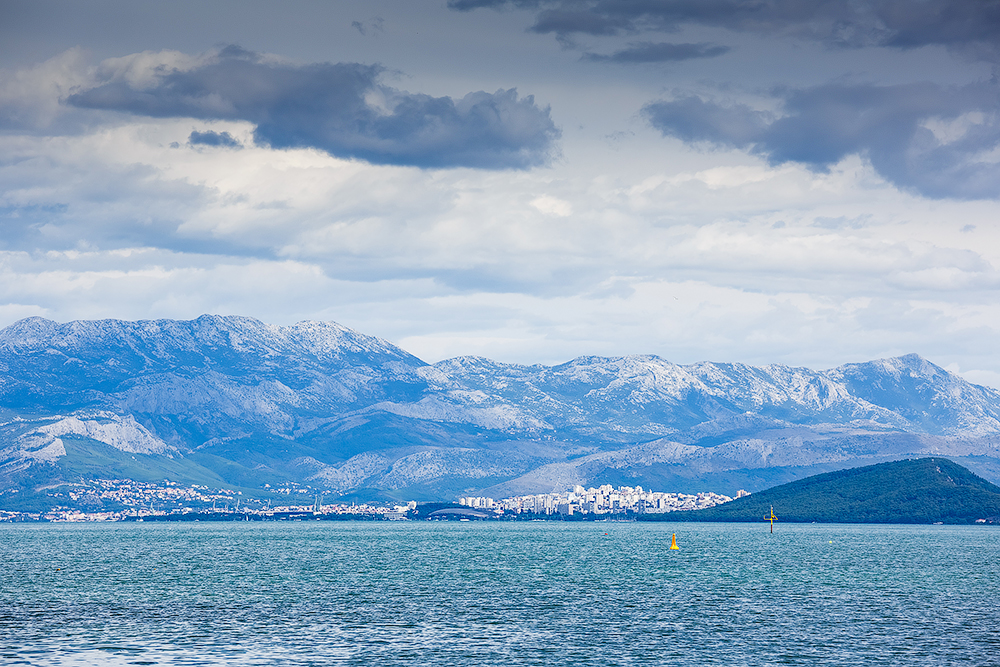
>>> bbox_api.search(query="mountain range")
[3,315,1000,504]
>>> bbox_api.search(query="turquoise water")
[2,521,998,666]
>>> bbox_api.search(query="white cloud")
[1,40,1000,387]
[530,195,572,217]
[922,112,990,145]
[0,48,93,129]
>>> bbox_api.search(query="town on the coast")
[460,484,748,516]
[0,478,747,522]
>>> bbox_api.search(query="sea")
[2,521,998,666]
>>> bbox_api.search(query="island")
[643,457,1000,525]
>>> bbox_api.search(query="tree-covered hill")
[649,458,1000,524]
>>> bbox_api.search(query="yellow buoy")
[766,505,777,533]
[670,533,680,550]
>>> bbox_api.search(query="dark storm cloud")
[584,42,730,63]
[450,0,1000,59]
[67,47,559,169]
[532,7,626,35]
[189,130,242,148]
[448,0,535,9]
[644,82,1000,199]
[644,95,769,146]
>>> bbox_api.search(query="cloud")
[0,48,96,132]
[448,0,538,10]
[189,130,242,148]
[351,17,385,37]
[584,42,730,63]
[530,195,572,216]
[450,0,1000,60]
[643,96,770,147]
[531,7,626,36]
[644,81,1000,200]
[4,108,1000,382]
[66,46,559,169]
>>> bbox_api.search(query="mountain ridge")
[3,314,1000,503]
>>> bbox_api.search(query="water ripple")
[2,522,998,666]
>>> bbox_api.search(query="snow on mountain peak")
[4,317,1000,500]
[0,314,423,367]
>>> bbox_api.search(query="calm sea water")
[1,521,998,666]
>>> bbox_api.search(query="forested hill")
[653,458,1000,525]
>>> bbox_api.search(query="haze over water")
[3,521,998,666]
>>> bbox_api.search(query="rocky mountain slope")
[3,315,1000,502]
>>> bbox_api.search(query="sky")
[2,0,1000,385]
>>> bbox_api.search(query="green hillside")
[646,458,1000,524]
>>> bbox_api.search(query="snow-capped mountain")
[3,315,1000,500]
